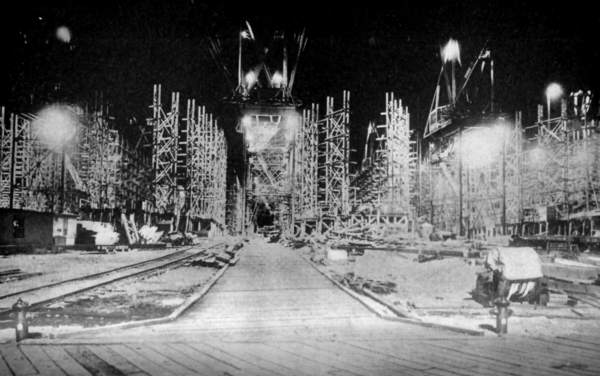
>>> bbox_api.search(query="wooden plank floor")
[3,240,600,375]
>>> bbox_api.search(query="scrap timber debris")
[138,225,163,244]
[337,272,397,295]
[182,241,244,269]
[159,232,201,246]
[0,268,42,283]
[417,253,444,263]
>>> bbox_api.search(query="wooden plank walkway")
[2,240,599,375]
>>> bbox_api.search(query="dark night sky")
[2,0,598,157]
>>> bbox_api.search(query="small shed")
[0,209,77,248]
[419,222,435,240]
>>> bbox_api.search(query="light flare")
[241,116,252,127]
[546,83,563,101]
[245,71,256,86]
[461,126,507,167]
[529,147,546,167]
[56,26,71,43]
[284,115,299,143]
[272,72,283,86]
[442,39,461,64]
[32,104,80,152]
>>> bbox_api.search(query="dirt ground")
[297,245,600,337]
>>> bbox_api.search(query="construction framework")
[80,104,123,211]
[0,107,9,208]
[148,85,180,217]
[226,177,244,235]
[419,115,517,236]
[291,104,319,235]
[185,101,227,229]
[418,97,600,240]
[241,105,300,234]
[0,101,156,223]
[519,101,600,236]
[1,111,62,212]
[344,94,415,238]
[318,92,350,233]
[143,85,228,233]
[1,84,229,238]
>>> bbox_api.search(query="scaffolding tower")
[318,92,350,227]
[186,103,227,225]
[419,95,600,239]
[81,105,124,210]
[292,104,319,217]
[149,85,180,216]
[377,93,412,214]
[0,107,12,208]
[347,94,415,236]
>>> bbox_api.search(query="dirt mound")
[351,250,484,307]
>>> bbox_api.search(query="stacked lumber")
[138,225,163,244]
[543,256,600,311]
[182,241,244,269]
[336,272,397,295]
[0,268,42,283]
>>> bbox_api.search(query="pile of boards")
[182,242,243,269]
[0,267,42,283]
[543,256,600,309]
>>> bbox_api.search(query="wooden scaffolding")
[0,100,154,218]
[149,84,179,216]
[3,112,63,212]
[318,92,350,231]
[0,107,10,208]
[242,106,299,233]
[420,117,520,236]
[346,94,415,237]
[419,96,600,238]
[517,100,600,235]
[291,104,319,235]
[186,101,227,228]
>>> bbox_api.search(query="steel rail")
[0,242,222,303]
[2,242,225,316]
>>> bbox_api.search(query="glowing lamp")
[442,39,460,64]
[529,147,545,167]
[32,104,80,152]
[245,71,256,86]
[272,72,283,86]
[56,26,71,43]
[241,116,252,127]
[546,83,563,100]
[546,83,563,120]
[461,126,506,168]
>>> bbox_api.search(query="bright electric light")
[546,83,563,101]
[284,117,298,143]
[32,104,80,152]
[241,116,252,127]
[245,71,256,85]
[272,72,283,86]
[529,147,546,167]
[56,26,71,43]
[442,39,460,63]
[461,126,506,168]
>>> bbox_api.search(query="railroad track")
[0,242,225,317]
